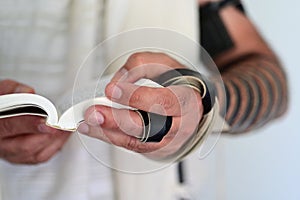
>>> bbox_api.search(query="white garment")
[0,1,113,200]
[0,0,202,200]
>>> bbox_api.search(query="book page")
[54,76,162,131]
[0,93,59,125]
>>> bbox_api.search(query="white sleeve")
[103,0,199,73]
[104,0,198,41]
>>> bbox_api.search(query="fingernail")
[111,85,122,99]
[77,123,89,134]
[87,111,104,126]
[38,123,56,133]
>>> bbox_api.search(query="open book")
[0,79,161,131]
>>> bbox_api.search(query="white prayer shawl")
[0,0,206,200]
[103,1,199,199]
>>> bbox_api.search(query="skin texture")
[200,1,288,131]
[0,0,288,163]
[199,0,275,65]
[78,53,203,158]
[78,0,287,153]
[0,80,71,164]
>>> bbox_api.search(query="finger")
[0,79,35,95]
[0,129,70,164]
[111,52,184,83]
[142,116,200,158]
[112,63,171,84]
[35,132,71,163]
[100,125,190,154]
[105,82,202,116]
[82,105,143,138]
[77,122,112,144]
[78,122,143,150]
[102,128,160,153]
[78,120,160,153]
[0,116,58,137]
[78,116,199,155]
[0,132,57,160]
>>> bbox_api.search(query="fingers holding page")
[105,82,203,117]
[78,105,164,153]
[79,83,203,155]
[78,52,205,157]
[0,116,71,164]
[78,105,144,138]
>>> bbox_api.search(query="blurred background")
[0,1,298,200]
[200,1,300,199]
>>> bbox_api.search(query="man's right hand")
[0,80,71,164]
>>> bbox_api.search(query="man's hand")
[78,52,203,158]
[0,80,71,164]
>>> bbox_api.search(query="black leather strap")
[139,69,215,143]
[146,113,172,142]
[200,0,246,57]
[218,0,245,13]
[154,68,216,115]
[136,110,172,143]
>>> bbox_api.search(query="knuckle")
[176,91,189,110]
[176,91,186,103]
[128,52,146,66]
[123,137,139,151]
[156,91,176,111]
[129,92,143,105]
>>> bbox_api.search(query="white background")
[215,1,300,200]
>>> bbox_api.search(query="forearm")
[199,0,288,133]
[216,54,288,133]
[213,5,275,67]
